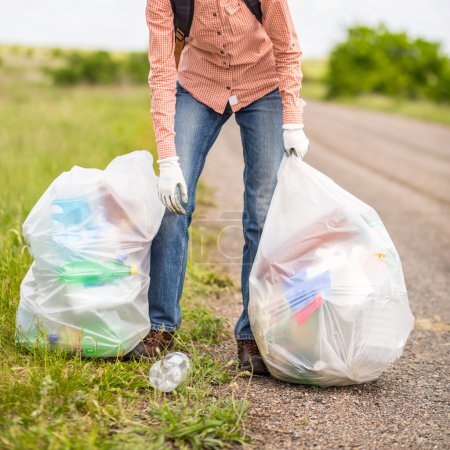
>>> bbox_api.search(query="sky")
[0,0,449,58]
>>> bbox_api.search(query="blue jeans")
[148,80,284,340]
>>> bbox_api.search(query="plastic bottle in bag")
[58,260,138,285]
[149,352,191,392]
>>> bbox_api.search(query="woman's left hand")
[282,123,310,159]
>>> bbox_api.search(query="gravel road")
[197,99,450,449]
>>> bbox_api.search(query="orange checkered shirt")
[145,0,305,159]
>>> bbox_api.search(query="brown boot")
[122,330,174,361]
[237,339,270,375]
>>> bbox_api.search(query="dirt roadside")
[197,99,450,449]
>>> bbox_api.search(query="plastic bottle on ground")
[149,352,191,392]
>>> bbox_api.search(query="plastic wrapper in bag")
[248,156,414,386]
[15,150,165,358]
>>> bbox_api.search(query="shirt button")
[217,31,222,35]
[213,12,217,16]
[220,50,225,55]
[226,86,231,90]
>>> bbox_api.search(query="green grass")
[301,58,450,125]
[0,48,248,449]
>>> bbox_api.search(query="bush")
[46,50,120,85]
[122,51,150,84]
[326,24,450,103]
[45,50,149,86]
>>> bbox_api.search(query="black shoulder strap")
[170,0,195,41]
[171,0,262,40]
[242,0,263,24]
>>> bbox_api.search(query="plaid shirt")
[146,0,305,159]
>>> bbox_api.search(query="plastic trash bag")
[248,156,414,386]
[15,150,165,358]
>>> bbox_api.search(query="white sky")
[0,0,449,57]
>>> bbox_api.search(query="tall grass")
[0,51,248,448]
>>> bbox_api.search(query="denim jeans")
[148,80,284,340]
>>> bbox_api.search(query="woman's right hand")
[157,156,188,215]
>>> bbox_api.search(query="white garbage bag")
[248,156,414,386]
[15,150,165,358]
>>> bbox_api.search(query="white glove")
[282,123,310,159]
[157,156,188,215]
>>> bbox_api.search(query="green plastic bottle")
[59,260,138,285]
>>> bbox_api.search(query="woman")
[126,0,309,375]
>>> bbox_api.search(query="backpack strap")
[170,0,195,40]
[242,0,263,24]
[170,0,194,69]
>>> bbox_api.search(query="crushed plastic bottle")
[149,352,191,392]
